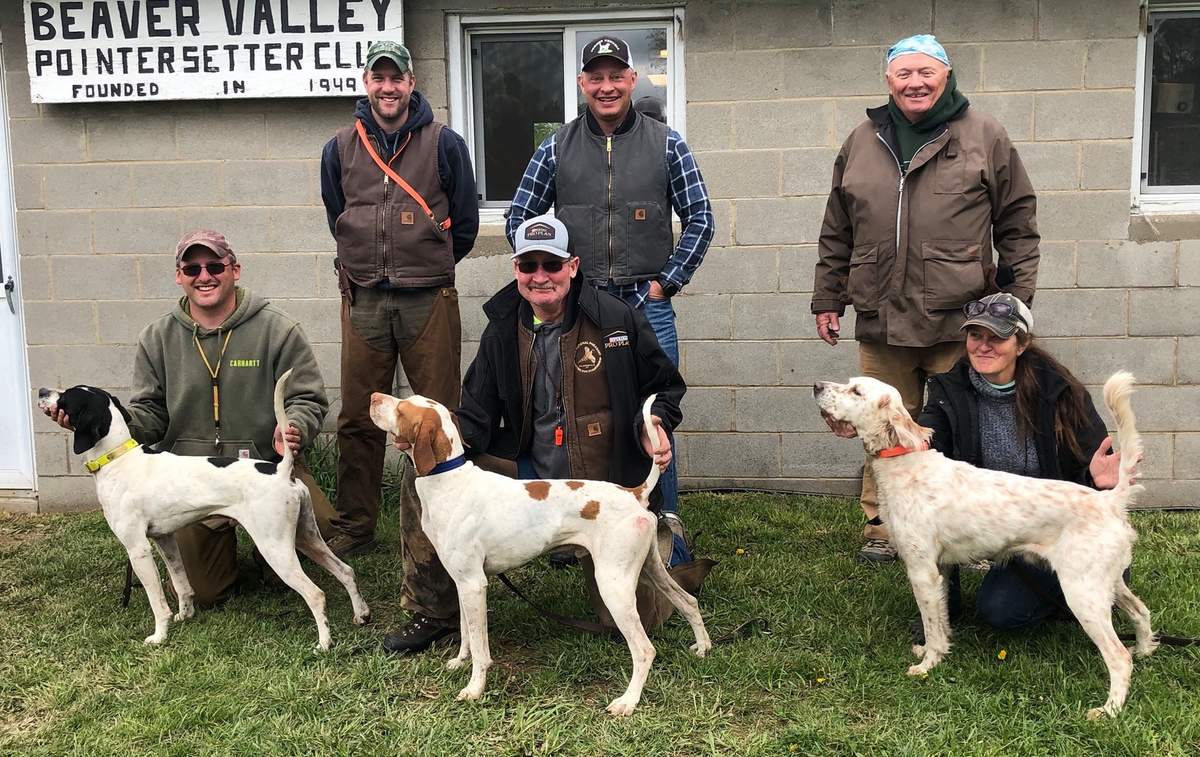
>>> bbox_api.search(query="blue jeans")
[974,558,1065,630]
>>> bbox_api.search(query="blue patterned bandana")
[886,34,951,67]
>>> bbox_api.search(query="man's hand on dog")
[42,404,74,431]
[641,415,672,471]
[273,424,301,456]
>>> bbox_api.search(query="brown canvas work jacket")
[811,105,1040,347]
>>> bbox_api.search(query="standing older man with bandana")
[811,34,1040,563]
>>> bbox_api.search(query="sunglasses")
[963,299,1027,326]
[516,259,567,274]
[179,261,232,277]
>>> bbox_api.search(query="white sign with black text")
[24,0,402,103]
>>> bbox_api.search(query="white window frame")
[447,7,687,225]
[1132,1,1200,213]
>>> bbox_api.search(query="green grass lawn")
[2,493,1198,756]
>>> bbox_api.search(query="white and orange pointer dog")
[813,372,1155,719]
[369,392,710,715]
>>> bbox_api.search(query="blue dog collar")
[427,454,467,475]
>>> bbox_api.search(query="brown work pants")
[334,285,462,620]
[174,463,335,607]
[856,340,964,541]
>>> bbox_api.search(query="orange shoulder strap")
[354,120,452,231]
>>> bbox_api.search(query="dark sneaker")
[858,538,898,564]
[325,532,378,559]
[547,546,579,570]
[382,614,457,654]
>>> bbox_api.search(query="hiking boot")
[325,532,378,559]
[858,538,898,564]
[382,614,458,655]
[548,546,579,570]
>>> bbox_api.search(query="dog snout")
[369,393,385,407]
[813,381,828,398]
[38,388,53,400]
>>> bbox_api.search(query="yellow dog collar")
[84,439,140,473]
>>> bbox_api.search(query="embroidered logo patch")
[228,359,260,368]
[634,208,646,221]
[575,341,602,373]
[524,221,556,240]
[400,211,415,225]
[604,331,629,349]
[587,422,602,437]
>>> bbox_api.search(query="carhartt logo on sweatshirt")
[228,359,261,368]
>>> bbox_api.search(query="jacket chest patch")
[574,341,602,373]
[400,211,415,225]
[604,331,629,349]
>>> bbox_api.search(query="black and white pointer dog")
[38,371,370,649]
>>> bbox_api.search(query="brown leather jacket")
[811,105,1039,347]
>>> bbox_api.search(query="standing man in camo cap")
[811,33,1041,563]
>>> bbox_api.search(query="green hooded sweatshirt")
[127,287,328,461]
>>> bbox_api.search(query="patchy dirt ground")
[0,514,57,550]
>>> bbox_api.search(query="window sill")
[1129,209,1200,242]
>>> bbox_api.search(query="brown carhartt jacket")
[811,105,1039,347]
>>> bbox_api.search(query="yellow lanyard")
[194,330,232,445]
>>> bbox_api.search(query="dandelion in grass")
[997,649,1008,661]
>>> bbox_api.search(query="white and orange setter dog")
[813,372,1156,719]
[369,392,711,716]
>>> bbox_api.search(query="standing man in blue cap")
[811,34,1040,563]
[506,35,714,566]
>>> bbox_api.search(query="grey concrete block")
[832,0,931,45]
[50,255,139,300]
[93,209,181,254]
[413,58,448,112]
[1073,337,1175,385]
[1136,480,1200,509]
[685,0,734,53]
[734,100,836,149]
[1180,337,1200,384]
[1035,337,1078,373]
[685,247,780,295]
[1076,240,1176,287]
[26,346,59,389]
[778,245,822,292]
[6,71,38,119]
[1014,141,1078,191]
[35,432,69,477]
[682,341,777,386]
[10,118,86,164]
[981,42,1085,92]
[702,150,781,198]
[1181,241,1200,286]
[779,340,861,387]
[674,294,732,340]
[681,432,780,477]
[932,0,1037,41]
[1035,241,1076,288]
[236,253,320,299]
[270,298,340,344]
[311,342,341,390]
[404,9,447,60]
[834,97,877,143]
[1084,39,1138,89]
[315,253,342,298]
[782,147,839,196]
[1131,289,1200,337]
[1080,141,1133,190]
[19,255,50,301]
[35,476,99,513]
[95,300,173,345]
[679,388,734,432]
[686,50,783,102]
[686,103,733,152]
[1129,213,1200,244]
[1122,386,1200,431]
[1034,91,1135,141]
[735,387,819,432]
[137,255,183,299]
[131,162,223,208]
[17,210,92,255]
[1128,433,1171,480]
[1033,288,1127,337]
[269,207,333,252]
[13,165,43,210]
[177,113,268,160]
[458,295,490,343]
[56,344,138,387]
[179,207,274,253]
[44,164,133,209]
[734,196,827,245]
[732,293,814,339]
[455,253,513,297]
[87,116,177,161]
[224,160,314,207]
[780,432,864,477]
[1173,434,1200,479]
[779,47,890,98]
[710,199,733,248]
[1039,0,1140,40]
[1036,191,1131,241]
[24,301,95,344]
[265,101,350,158]
[968,93,1034,141]
[736,1,831,49]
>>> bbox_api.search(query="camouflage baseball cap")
[365,40,412,73]
[175,229,235,265]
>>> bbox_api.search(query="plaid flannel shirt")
[505,124,714,308]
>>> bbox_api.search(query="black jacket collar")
[585,106,639,137]
[483,276,621,333]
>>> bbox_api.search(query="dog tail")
[1103,371,1143,502]
[274,368,295,480]
[635,394,663,507]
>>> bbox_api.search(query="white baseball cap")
[513,215,571,259]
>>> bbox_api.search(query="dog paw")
[315,639,332,653]
[354,611,372,626]
[906,664,931,679]
[143,633,166,645]
[446,657,468,671]
[606,697,638,717]
[1085,707,1108,721]
[911,644,925,658]
[1136,640,1160,658]
[691,641,711,658]
[456,685,483,702]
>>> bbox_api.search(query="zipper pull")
[384,173,389,186]
[554,426,564,447]
[606,136,612,155]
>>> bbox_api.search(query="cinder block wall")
[8,0,1192,512]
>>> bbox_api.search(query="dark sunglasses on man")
[963,299,1027,327]
[516,259,566,274]
[179,261,232,277]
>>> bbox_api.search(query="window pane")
[472,34,564,202]
[1147,14,1200,188]
[575,28,670,123]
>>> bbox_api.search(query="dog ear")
[408,408,451,476]
[878,394,932,449]
[70,403,109,455]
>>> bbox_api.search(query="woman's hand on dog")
[1089,435,1140,490]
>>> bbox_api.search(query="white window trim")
[447,7,687,225]
[1132,1,1200,214]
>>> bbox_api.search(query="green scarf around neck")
[887,70,969,172]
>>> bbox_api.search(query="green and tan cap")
[365,40,412,73]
